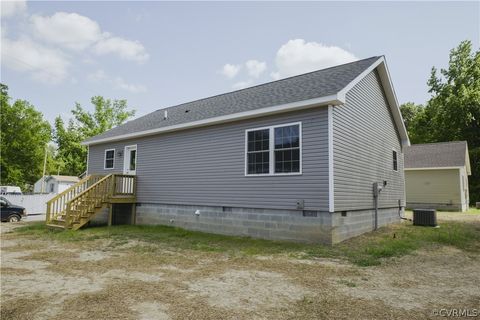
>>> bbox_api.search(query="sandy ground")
[1,221,479,320]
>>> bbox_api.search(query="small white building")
[404,141,471,211]
[33,175,79,194]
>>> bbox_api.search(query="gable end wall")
[333,70,406,211]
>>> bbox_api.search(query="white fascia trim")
[337,56,410,148]
[82,94,343,146]
[465,148,471,175]
[404,166,462,171]
[328,105,334,213]
[337,57,384,97]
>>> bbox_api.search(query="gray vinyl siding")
[333,70,405,211]
[88,108,329,211]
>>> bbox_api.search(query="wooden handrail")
[46,173,136,229]
[46,174,103,223]
[66,174,113,205]
[47,174,91,204]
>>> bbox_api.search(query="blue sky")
[1,1,479,124]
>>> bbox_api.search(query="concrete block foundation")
[331,207,402,243]
[136,203,402,244]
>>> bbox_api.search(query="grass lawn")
[3,210,480,320]
[14,209,480,266]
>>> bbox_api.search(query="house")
[33,175,80,194]
[404,141,471,212]
[47,56,409,244]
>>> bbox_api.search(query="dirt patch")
[1,250,51,270]
[76,250,122,262]
[99,269,164,282]
[156,264,193,273]
[2,269,103,297]
[290,256,351,268]
[188,269,311,311]
[331,246,480,310]
[129,301,171,320]
[0,221,26,234]
[1,238,21,248]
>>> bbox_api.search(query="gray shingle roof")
[404,141,468,168]
[84,56,380,143]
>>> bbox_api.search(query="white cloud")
[221,63,241,79]
[271,39,357,79]
[232,80,253,90]
[30,11,149,63]
[94,36,149,63]
[1,0,26,17]
[113,77,147,93]
[2,3,149,86]
[31,12,102,50]
[88,69,147,93]
[245,59,266,78]
[1,36,69,83]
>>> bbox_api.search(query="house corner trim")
[328,105,334,213]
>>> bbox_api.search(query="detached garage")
[404,141,471,212]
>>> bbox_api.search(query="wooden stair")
[46,174,136,230]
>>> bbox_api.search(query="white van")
[0,186,23,195]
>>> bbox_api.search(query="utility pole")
[41,145,48,193]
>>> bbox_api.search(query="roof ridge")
[157,56,381,112]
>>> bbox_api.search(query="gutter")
[82,94,344,146]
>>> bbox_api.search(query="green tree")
[54,96,135,176]
[0,84,52,191]
[45,144,65,176]
[399,102,436,144]
[427,40,480,146]
[402,40,480,204]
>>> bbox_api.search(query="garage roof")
[404,141,470,174]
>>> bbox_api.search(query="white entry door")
[123,145,137,175]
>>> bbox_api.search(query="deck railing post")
[133,176,137,196]
[111,174,116,197]
[65,206,71,228]
[46,202,51,223]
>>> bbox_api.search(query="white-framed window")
[104,149,115,169]
[245,122,302,176]
[392,149,398,171]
